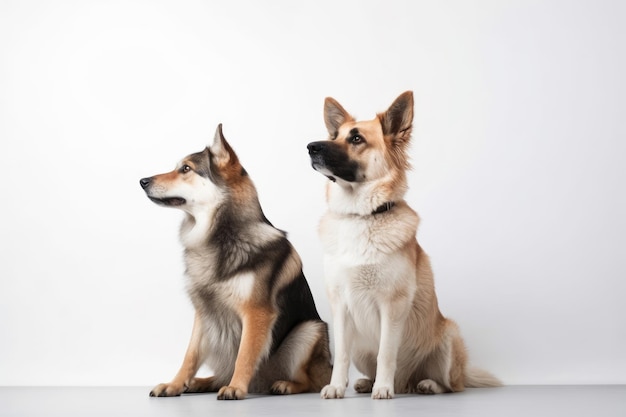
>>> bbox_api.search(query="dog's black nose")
[307,142,323,155]
[139,177,152,189]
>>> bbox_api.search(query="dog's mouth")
[148,196,187,207]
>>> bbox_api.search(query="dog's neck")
[371,201,396,215]
[326,178,405,216]
[179,201,226,248]
[180,212,213,248]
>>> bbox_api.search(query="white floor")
[2,386,625,417]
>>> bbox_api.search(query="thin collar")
[371,201,395,215]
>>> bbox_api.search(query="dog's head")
[307,91,414,214]
[139,124,251,215]
[308,91,413,186]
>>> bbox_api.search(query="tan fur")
[141,124,332,400]
[218,303,277,400]
[309,92,500,399]
[149,312,207,397]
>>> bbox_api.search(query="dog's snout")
[307,142,324,155]
[139,177,152,189]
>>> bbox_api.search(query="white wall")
[1,0,624,386]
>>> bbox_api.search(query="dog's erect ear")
[379,91,414,142]
[324,97,354,138]
[210,123,239,166]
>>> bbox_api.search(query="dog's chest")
[185,252,256,312]
[319,210,416,262]
[319,210,418,302]
[320,216,382,262]
[325,251,414,300]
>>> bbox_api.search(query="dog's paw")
[320,384,345,399]
[371,385,394,399]
[149,382,185,397]
[354,378,374,393]
[417,379,444,395]
[270,380,294,395]
[185,376,217,393]
[217,385,247,400]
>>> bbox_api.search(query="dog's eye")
[182,165,191,173]
[350,135,363,144]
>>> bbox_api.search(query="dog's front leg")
[217,304,276,400]
[321,303,351,399]
[150,311,205,397]
[371,301,409,399]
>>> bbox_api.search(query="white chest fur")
[217,272,255,304]
[319,204,419,300]
[319,205,421,350]
[319,204,419,262]
[190,269,255,305]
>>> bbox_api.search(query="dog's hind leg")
[354,378,374,393]
[185,376,220,393]
[268,321,332,395]
[416,319,467,395]
[352,352,377,393]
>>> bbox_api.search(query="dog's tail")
[464,367,502,388]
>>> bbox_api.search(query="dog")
[140,124,332,400]
[307,91,500,399]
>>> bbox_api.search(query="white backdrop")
[1,0,624,386]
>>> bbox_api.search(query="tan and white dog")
[140,125,332,400]
[307,91,500,399]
